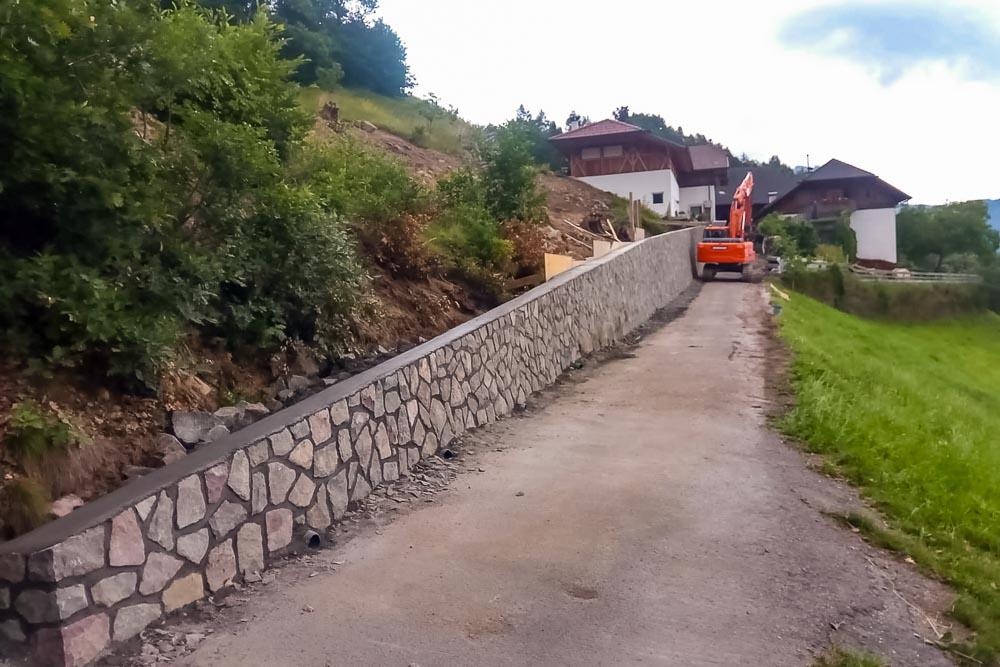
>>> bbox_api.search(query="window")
[652,192,665,205]
[581,147,601,160]
[602,145,623,158]
[768,191,778,203]
[690,205,703,218]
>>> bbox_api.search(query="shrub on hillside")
[481,124,547,224]
[293,137,427,222]
[427,205,513,270]
[0,2,364,389]
[292,138,434,279]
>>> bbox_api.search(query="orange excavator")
[697,172,755,281]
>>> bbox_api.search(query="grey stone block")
[139,553,183,595]
[206,540,236,592]
[113,603,162,641]
[176,475,206,529]
[176,528,210,564]
[269,429,295,456]
[209,501,248,539]
[237,523,264,575]
[92,572,138,608]
[148,492,175,551]
[229,450,251,501]
[28,525,105,582]
[267,462,296,505]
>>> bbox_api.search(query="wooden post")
[632,199,642,241]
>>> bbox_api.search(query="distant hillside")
[988,199,1000,231]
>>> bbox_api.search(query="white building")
[549,119,729,221]
[762,158,910,268]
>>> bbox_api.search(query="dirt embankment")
[0,118,614,540]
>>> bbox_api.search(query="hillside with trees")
[612,106,794,175]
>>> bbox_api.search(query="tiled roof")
[549,118,645,141]
[801,158,876,182]
[688,144,729,171]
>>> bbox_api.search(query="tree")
[501,106,563,171]
[196,0,413,95]
[897,201,999,271]
[335,17,412,95]
[481,123,546,223]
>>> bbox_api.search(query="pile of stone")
[155,343,427,469]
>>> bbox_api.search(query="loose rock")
[172,411,224,446]
[156,434,188,465]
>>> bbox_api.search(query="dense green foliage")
[200,0,411,95]
[778,293,1000,661]
[897,201,999,272]
[759,214,819,258]
[0,0,364,389]
[499,106,563,171]
[5,401,77,463]
[430,123,546,276]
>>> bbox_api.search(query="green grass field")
[777,292,1000,661]
[300,87,479,154]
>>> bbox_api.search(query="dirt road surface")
[172,283,954,667]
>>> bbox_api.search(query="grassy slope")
[777,293,1000,660]
[300,87,478,154]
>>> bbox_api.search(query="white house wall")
[678,185,716,221]
[578,169,679,216]
[849,208,897,265]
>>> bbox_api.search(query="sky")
[376,0,1000,205]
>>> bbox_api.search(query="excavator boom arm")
[728,172,754,240]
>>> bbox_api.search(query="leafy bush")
[0,2,365,389]
[480,124,546,224]
[293,137,426,222]
[292,137,433,279]
[427,204,512,269]
[759,214,819,258]
[4,401,77,463]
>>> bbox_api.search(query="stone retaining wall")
[0,227,699,666]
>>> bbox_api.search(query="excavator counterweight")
[696,172,756,281]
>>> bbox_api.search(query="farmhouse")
[761,158,910,268]
[548,119,729,220]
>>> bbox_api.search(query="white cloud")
[377,0,1000,203]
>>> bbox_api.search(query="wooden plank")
[505,273,545,290]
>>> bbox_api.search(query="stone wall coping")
[0,230,690,556]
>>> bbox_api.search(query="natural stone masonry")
[0,228,698,666]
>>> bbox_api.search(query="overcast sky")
[377,0,1000,204]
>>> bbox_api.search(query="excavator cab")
[696,172,756,281]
